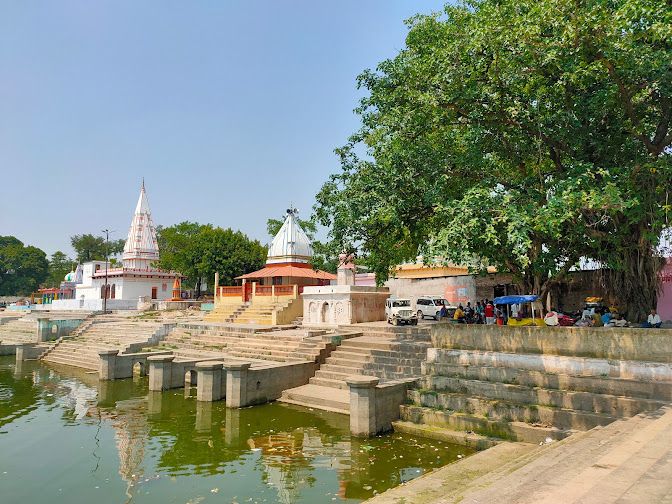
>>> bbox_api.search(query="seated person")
[592,312,604,327]
[439,303,448,319]
[453,305,465,323]
[601,310,612,325]
[606,313,629,327]
[642,309,662,328]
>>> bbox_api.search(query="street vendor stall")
[493,294,545,326]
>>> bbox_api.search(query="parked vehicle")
[385,298,418,326]
[415,296,455,320]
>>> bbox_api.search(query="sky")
[0,0,447,257]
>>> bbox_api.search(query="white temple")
[50,182,179,310]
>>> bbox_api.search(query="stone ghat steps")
[406,389,622,432]
[309,336,429,390]
[167,328,317,343]
[452,407,672,504]
[338,324,432,341]
[424,376,668,417]
[42,320,165,370]
[400,405,573,444]
[425,361,672,401]
[0,319,37,343]
[311,364,423,389]
[278,384,350,415]
[158,328,328,363]
[157,342,318,362]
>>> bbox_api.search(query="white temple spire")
[266,208,313,264]
[122,181,159,269]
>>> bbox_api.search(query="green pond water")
[0,356,473,504]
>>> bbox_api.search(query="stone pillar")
[98,349,119,380]
[196,361,225,402]
[226,362,251,408]
[346,376,379,437]
[36,317,51,342]
[214,272,220,303]
[147,355,175,391]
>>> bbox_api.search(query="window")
[162,283,167,292]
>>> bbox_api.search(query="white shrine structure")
[49,182,180,311]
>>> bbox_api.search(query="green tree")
[157,222,267,297]
[46,251,74,288]
[70,234,125,262]
[314,0,672,320]
[0,236,49,295]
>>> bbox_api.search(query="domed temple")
[208,209,336,324]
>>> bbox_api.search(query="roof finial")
[141,177,145,191]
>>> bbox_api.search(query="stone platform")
[366,406,672,504]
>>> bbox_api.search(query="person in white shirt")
[644,309,662,328]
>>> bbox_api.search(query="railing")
[255,285,273,296]
[274,285,295,296]
[218,286,243,297]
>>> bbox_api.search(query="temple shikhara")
[207,208,336,324]
[46,182,180,310]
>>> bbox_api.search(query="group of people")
[439,298,665,329]
[440,299,501,325]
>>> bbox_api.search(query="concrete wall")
[47,298,139,311]
[226,361,317,407]
[385,276,476,308]
[658,259,672,322]
[274,297,304,325]
[431,324,672,363]
[347,376,417,437]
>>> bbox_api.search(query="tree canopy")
[314,0,672,320]
[156,222,267,296]
[45,251,75,288]
[0,236,49,296]
[70,234,125,263]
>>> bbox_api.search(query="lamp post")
[102,229,111,314]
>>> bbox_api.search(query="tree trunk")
[600,241,664,322]
[195,278,202,299]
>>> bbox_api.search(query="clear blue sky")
[0,0,446,257]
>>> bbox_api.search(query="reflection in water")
[0,357,473,503]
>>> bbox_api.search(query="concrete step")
[391,420,501,450]
[455,408,672,503]
[309,376,349,390]
[279,384,350,414]
[407,390,619,431]
[400,405,574,444]
[424,362,672,401]
[43,354,99,370]
[425,376,667,416]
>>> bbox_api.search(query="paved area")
[367,406,672,504]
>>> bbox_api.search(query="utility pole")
[102,229,111,314]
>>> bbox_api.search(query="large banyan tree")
[314,0,672,321]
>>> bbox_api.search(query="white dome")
[64,271,75,282]
[266,210,313,264]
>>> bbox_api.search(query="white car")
[416,296,455,320]
[385,298,418,326]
